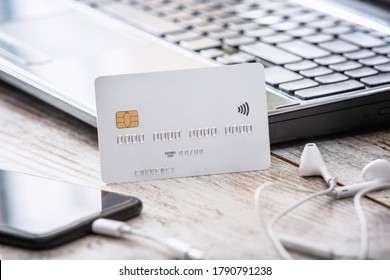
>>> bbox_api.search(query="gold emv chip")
[116,110,139,128]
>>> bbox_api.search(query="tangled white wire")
[354,184,390,260]
[255,180,390,260]
[255,180,336,260]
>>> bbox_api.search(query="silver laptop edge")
[1,0,390,142]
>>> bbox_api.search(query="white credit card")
[95,64,270,183]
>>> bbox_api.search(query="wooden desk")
[0,81,389,259]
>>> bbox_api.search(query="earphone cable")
[255,179,337,260]
[354,183,390,260]
[91,218,204,260]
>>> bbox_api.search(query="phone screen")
[0,170,142,249]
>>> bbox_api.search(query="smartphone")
[0,169,142,250]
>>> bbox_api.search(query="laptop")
[1,0,390,143]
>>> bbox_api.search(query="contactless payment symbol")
[116,110,139,128]
[238,102,250,116]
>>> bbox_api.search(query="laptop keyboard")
[78,0,390,101]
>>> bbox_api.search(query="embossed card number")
[95,64,270,183]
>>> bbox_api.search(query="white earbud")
[299,143,334,184]
[331,159,390,199]
[258,143,390,260]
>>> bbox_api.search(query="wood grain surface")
[0,81,389,260]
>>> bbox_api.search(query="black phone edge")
[0,196,142,250]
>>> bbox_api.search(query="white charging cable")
[91,218,204,260]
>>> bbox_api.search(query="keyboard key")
[340,32,386,48]
[303,34,333,44]
[320,39,359,53]
[165,31,200,42]
[244,28,276,38]
[287,27,316,38]
[193,23,223,33]
[200,48,224,58]
[165,10,193,21]
[224,36,256,47]
[344,67,378,78]
[314,73,349,84]
[323,26,352,35]
[228,22,259,31]
[180,37,221,51]
[225,3,252,13]
[345,67,378,78]
[203,10,230,20]
[279,79,319,93]
[307,19,337,29]
[361,73,390,86]
[374,63,390,72]
[208,29,239,40]
[213,15,243,26]
[295,80,364,100]
[329,61,362,71]
[229,52,256,63]
[256,15,284,25]
[216,52,256,64]
[238,10,267,19]
[178,17,209,28]
[285,60,318,71]
[265,66,303,86]
[344,49,375,60]
[271,21,300,31]
[314,55,346,65]
[262,34,293,44]
[99,2,184,35]
[299,66,333,78]
[359,55,390,66]
[240,42,301,64]
[278,40,330,59]
[369,30,388,38]
[215,56,236,65]
[373,45,390,55]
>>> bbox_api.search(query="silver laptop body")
[1,0,390,143]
